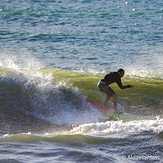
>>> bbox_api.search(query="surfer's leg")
[106,87,117,111]
[104,95,109,105]
[103,86,115,106]
[109,95,117,111]
[98,81,109,104]
[98,82,116,109]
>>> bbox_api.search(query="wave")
[0,60,163,135]
[0,67,106,134]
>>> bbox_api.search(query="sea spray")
[0,56,105,131]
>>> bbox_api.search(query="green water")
[42,68,163,110]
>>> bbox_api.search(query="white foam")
[0,51,55,87]
[70,118,163,138]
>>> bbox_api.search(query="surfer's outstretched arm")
[116,79,132,89]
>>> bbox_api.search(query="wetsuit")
[98,72,130,97]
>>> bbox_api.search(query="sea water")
[0,0,163,163]
[0,0,163,76]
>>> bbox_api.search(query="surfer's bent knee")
[109,95,117,101]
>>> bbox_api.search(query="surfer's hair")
[118,68,125,74]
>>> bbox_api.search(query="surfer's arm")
[116,79,132,89]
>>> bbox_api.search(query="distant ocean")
[0,0,163,163]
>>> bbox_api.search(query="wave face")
[42,68,163,116]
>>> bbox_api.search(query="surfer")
[97,68,133,112]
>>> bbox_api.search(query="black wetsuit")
[98,72,129,97]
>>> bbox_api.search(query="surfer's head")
[118,68,125,77]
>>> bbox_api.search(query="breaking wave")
[0,56,163,140]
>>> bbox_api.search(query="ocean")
[0,0,163,162]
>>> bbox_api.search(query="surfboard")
[87,100,122,120]
[88,100,115,113]
[87,100,153,121]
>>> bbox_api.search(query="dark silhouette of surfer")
[97,69,133,112]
